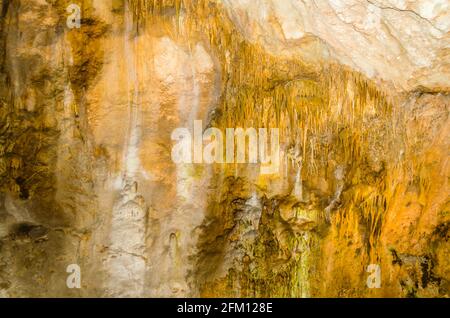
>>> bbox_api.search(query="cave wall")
[0,0,448,297]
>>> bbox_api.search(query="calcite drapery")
[0,0,448,297]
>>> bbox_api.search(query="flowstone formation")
[0,0,448,297]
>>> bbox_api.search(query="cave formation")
[0,0,449,298]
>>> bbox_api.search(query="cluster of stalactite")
[122,0,440,297]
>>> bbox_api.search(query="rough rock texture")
[223,0,450,91]
[0,0,449,298]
